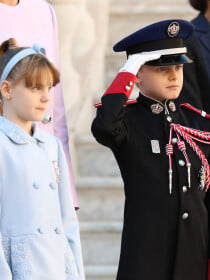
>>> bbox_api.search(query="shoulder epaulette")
[180,103,210,119]
[94,99,138,108]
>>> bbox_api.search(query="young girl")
[0,38,85,279]
[92,19,210,280]
[0,0,79,209]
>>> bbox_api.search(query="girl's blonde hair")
[0,38,60,115]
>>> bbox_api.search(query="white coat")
[0,117,85,280]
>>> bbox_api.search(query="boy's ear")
[1,80,12,100]
[135,76,141,85]
[135,70,142,86]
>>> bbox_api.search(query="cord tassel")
[168,169,173,194]
[177,138,191,188]
[166,127,173,194]
[187,162,191,188]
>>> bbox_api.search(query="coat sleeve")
[91,72,136,148]
[0,182,12,279]
[56,139,85,279]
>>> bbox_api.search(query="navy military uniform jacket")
[179,14,210,111]
[192,13,210,77]
[91,72,210,280]
[179,34,210,111]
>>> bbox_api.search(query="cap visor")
[145,53,193,66]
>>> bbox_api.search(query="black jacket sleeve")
[92,71,136,148]
[91,93,129,148]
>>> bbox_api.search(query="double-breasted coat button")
[65,267,70,274]
[166,115,172,122]
[37,227,44,234]
[125,85,131,91]
[49,182,56,190]
[182,212,189,220]
[55,227,61,234]
[179,160,185,166]
[33,182,40,189]
[182,186,188,193]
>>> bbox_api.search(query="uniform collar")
[0,117,46,144]
[137,92,176,115]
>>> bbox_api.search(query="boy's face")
[136,64,183,103]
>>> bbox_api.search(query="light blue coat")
[0,117,85,280]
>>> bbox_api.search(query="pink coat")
[0,0,79,207]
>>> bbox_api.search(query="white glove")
[119,51,162,75]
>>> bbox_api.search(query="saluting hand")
[119,51,161,75]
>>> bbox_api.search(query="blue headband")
[0,43,46,86]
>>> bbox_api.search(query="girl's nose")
[41,88,50,102]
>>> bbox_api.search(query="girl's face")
[1,78,52,132]
[136,64,183,103]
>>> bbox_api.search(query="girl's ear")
[1,80,12,100]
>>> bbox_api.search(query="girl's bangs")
[23,56,60,88]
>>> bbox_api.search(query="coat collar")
[0,117,46,144]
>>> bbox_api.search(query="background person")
[179,0,210,111]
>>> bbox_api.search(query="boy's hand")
[119,52,162,75]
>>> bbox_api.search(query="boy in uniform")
[92,19,210,280]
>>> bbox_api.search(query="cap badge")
[168,101,176,112]
[151,103,164,114]
[167,22,180,38]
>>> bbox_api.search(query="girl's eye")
[32,87,40,91]
[31,86,53,92]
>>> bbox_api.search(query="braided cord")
[166,127,174,194]
[171,123,210,191]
